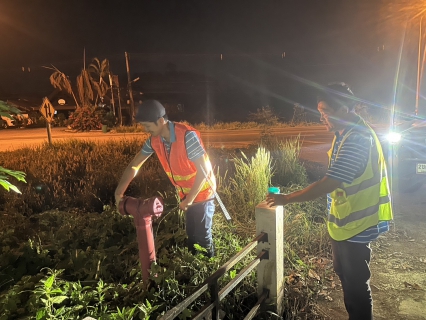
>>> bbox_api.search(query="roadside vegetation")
[0,132,330,319]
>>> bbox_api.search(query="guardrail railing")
[159,201,284,319]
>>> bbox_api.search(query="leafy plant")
[0,101,27,193]
[0,100,21,119]
[0,166,26,193]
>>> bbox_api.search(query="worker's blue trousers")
[186,200,215,257]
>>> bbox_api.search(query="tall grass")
[273,135,308,187]
[260,134,308,187]
[0,138,171,214]
[218,147,272,231]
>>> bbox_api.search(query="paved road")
[0,125,334,151]
[1,125,390,166]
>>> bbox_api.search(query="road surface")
[0,126,334,159]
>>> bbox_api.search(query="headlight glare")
[386,132,402,144]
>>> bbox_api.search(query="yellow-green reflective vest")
[326,120,393,241]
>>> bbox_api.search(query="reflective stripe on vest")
[151,122,214,202]
[327,120,393,241]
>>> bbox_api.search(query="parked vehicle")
[383,116,426,193]
[0,114,33,129]
[0,115,15,129]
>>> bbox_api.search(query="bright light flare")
[386,132,402,144]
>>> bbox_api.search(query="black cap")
[135,100,166,122]
[317,82,356,110]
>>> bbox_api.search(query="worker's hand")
[266,193,289,207]
[179,198,193,211]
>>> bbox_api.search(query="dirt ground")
[301,148,426,320]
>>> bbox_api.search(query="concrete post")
[255,201,284,316]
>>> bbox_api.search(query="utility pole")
[416,17,423,116]
[117,79,123,126]
[109,73,116,116]
[125,52,135,124]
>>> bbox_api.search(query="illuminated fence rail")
[159,202,284,320]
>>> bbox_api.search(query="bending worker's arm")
[115,152,150,205]
[180,154,214,210]
[266,176,341,207]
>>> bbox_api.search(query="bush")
[68,106,103,131]
[248,106,279,126]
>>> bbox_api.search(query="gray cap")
[135,100,166,122]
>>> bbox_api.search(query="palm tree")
[89,58,110,105]
[45,65,80,109]
[76,69,94,108]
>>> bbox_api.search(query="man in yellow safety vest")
[266,83,393,320]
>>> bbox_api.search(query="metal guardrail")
[158,232,269,320]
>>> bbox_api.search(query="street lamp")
[413,6,426,116]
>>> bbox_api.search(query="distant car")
[0,114,33,129]
[382,116,426,193]
[0,115,16,129]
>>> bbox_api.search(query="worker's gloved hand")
[179,198,193,211]
[266,193,289,207]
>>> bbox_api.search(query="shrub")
[290,103,307,126]
[68,106,103,131]
[248,106,279,126]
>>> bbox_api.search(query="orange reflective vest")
[151,122,215,202]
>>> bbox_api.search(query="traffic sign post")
[39,97,56,145]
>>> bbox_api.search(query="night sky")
[0,0,423,119]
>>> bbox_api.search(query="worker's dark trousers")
[331,239,373,320]
[186,200,215,257]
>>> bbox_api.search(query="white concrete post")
[255,201,284,316]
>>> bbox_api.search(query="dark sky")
[0,0,422,115]
[0,1,386,62]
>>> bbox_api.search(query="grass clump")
[271,135,308,187]
[218,147,272,231]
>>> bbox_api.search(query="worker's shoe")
[188,242,215,258]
